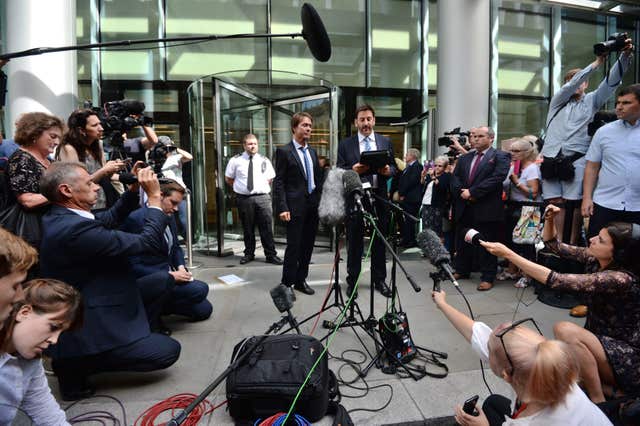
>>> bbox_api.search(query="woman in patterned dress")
[56,109,126,210]
[6,112,64,247]
[481,204,640,403]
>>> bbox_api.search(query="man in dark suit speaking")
[39,162,180,400]
[337,104,396,298]
[273,112,323,296]
[122,180,212,335]
[451,126,510,291]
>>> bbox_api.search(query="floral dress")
[545,240,640,395]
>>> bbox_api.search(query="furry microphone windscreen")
[318,167,346,226]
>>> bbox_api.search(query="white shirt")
[225,151,275,195]
[509,163,542,202]
[161,153,187,188]
[291,140,316,192]
[470,322,612,426]
[421,180,435,205]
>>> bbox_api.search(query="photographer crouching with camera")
[38,161,180,400]
[539,34,633,247]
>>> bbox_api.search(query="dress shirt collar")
[358,132,375,144]
[292,139,307,150]
[474,146,491,156]
[622,119,640,128]
[67,207,95,220]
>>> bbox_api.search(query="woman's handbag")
[0,202,43,247]
[512,205,542,245]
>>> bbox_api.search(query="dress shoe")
[374,281,392,298]
[58,375,96,401]
[265,255,283,265]
[151,319,172,336]
[453,272,470,280]
[477,281,494,291]
[240,254,255,265]
[293,281,315,295]
[570,304,588,318]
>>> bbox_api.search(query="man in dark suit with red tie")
[273,112,323,296]
[337,104,396,298]
[451,126,510,291]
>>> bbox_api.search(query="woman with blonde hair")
[432,288,611,425]
[0,278,82,424]
[498,138,542,288]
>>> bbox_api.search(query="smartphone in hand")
[463,395,479,416]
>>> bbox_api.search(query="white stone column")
[436,0,491,137]
[5,0,77,136]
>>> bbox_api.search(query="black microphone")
[270,284,301,334]
[463,228,485,247]
[342,170,365,213]
[416,230,460,288]
[301,3,332,62]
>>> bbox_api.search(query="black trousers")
[345,199,389,286]
[454,209,501,283]
[236,194,277,257]
[281,205,319,286]
[482,394,512,426]
[399,200,420,245]
[53,333,181,387]
[588,203,640,239]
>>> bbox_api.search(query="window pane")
[370,0,421,89]
[498,9,549,96]
[271,0,365,87]
[100,0,162,80]
[497,97,548,140]
[165,0,268,81]
[427,0,437,91]
[123,88,179,113]
[560,16,606,89]
[76,0,95,80]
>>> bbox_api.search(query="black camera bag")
[540,153,584,182]
[226,334,329,422]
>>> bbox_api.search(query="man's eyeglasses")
[494,318,543,374]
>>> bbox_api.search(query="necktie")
[300,146,313,194]
[247,155,254,192]
[164,226,173,255]
[364,136,372,152]
[468,152,484,183]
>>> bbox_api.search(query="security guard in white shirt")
[225,134,282,265]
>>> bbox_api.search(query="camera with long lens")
[593,32,628,56]
[83,99,153,159]
[438,127,470,148]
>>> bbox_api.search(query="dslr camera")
[593,32,628,56]
[438,127,470,148]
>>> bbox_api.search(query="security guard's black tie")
[247,155,254,192]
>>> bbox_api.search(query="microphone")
[463,228,485,247]
[270,284,301,334]
[416,230,460,288]
[342,170,365,213]
[318,167,346,225]
[301,3,332,62]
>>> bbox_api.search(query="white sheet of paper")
[217,274,244,285]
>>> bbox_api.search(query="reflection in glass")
[371,0,421,89]
[498,9,549,96]
[498,97,548,140]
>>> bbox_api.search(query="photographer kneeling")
[481,205,640,404]
[432,289,610,425]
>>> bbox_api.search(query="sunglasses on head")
[495,317,543,374]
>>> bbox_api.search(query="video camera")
[593,32,628,56]
[83,99,153,159]
[438,127,470,148]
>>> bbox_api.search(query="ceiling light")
[547,0,602,9]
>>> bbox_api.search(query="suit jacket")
[121,206,184,278]
[40,191,168,358]
[336,133,396,196]
[398,161,423,204]
[451,147,511,223]
[273,141,323,216]
[423,172,452,210]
